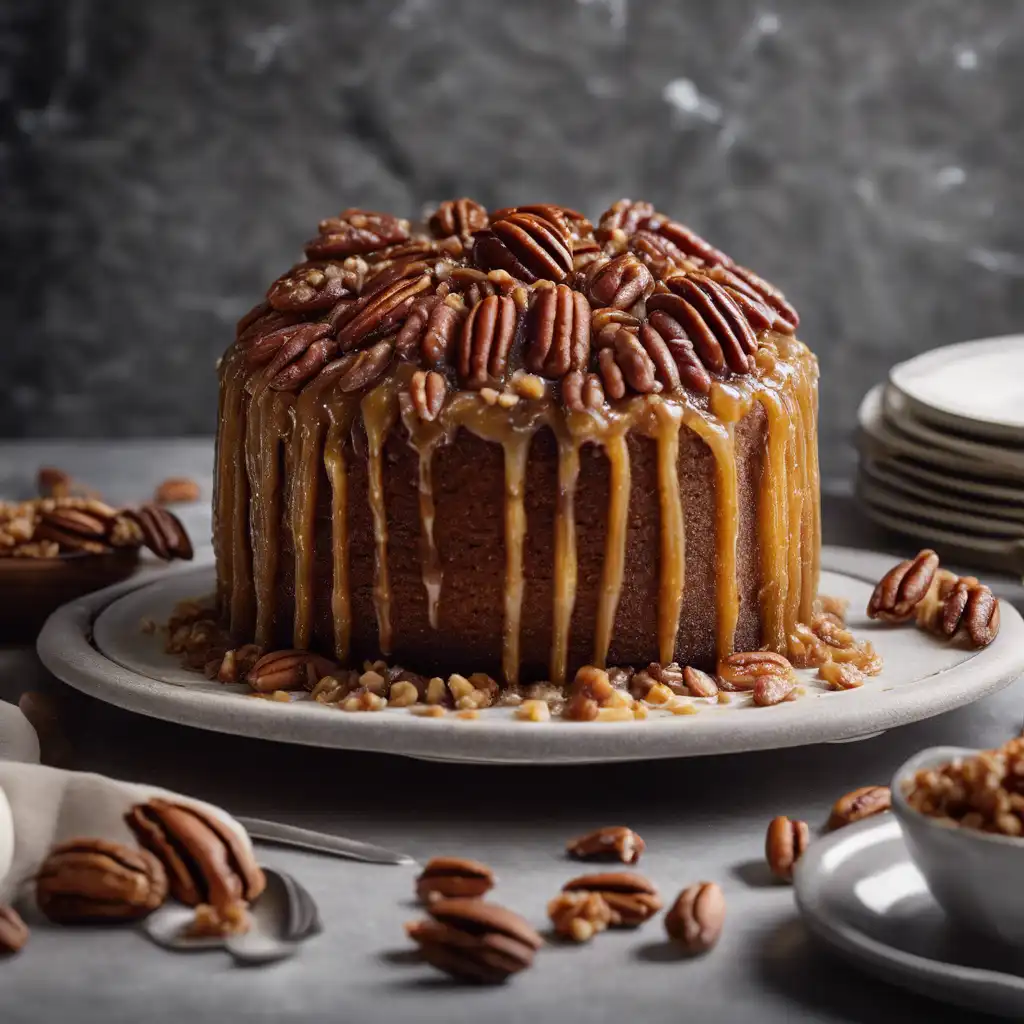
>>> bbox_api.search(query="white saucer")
[795,815,1024,1018]
[889,335,1024,444]
[36,548,1024,764]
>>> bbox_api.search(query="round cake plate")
[794,815,1024,1018]
[37,548,1024,765]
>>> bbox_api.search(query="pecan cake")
[214,199,820,687]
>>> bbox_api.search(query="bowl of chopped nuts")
[893,740,1024,947]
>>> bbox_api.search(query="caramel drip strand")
[798,357,821,619]
[550,436,580,685]
[782,384,805,637]
[501,435,531,687]
[361,382,400,655]
[654,404,686,665]
[417,441,444,629]
[323,416,353,660]
[593,431,631,668]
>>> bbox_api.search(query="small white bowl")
[892,745,1024,946]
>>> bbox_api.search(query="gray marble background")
[2,0,1022,480]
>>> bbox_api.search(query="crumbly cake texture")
[214,199,821,686]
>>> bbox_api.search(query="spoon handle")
[236,816,416,866]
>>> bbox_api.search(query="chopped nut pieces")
[561,872,661,927]
[765,816,810,882]
[565,826,645,866]
[0,904,29,955]
[664,882,725,954]
[186,900,251,938]
[35,838,168,923]
[817,661,864,691]
[515,699,551,722]
[407,898,543,984]
[125,799,266,909]
[683,666,719,698]
[416,857,495,903]
[828,786,892,831]
[547,891,614,943]
[903,738,1024,836]
[153,477,202,505]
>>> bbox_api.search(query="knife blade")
[236,816,416,866]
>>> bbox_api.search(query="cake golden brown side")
[213,199,820,686]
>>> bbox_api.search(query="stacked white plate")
[856,335,1024,577]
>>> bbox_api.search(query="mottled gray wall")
[2,0,1022,481]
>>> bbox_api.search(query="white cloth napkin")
[0,760,258,908]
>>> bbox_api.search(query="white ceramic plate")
[36,549,1024,764]
[858,386,1023,484]
[888,335,1024,445]
[795,815,1024,1018]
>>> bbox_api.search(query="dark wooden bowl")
[0,548,140,643]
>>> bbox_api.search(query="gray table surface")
[2,439,1022,1024]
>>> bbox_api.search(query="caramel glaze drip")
[221,333,820,685]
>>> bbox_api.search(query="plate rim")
[794,816,1024,1017]
[888,335,1024,440]
[35,550,1024,764]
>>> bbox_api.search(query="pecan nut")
[236,308,307,351]
[458,294,519,389]
[630,229,701,278]
[683,666,719,698]
[37,466,72,499]
[717,650,794,691]
[472,212,573,283]
[752,675,796,706]
[409,369,447,422]
[406,898,543,984]
[0,904,29,955]
[35,838,168,923]
[404,295,466,366]
[867,549,940,622]
[492,203,593,243]
[597,328,660,398]
[765,816,810,882]
[416,856,495,903]
[643,215,734,268]
[247,649,338,692]
[562,370,605,412]
[244,321,331,370]
[644,311,713,394]
[335,273,433,352]
[305,208,410,259]
[319,340,394,394]
[941,578,1000,648]
[269,337,339,391]
[664,881,725,954]
[125,799,266,909]
[661,273,757,371]
[124,505,194,561]
[429,198,489,241]
[547,890,613,943]
[267,260,359,312]
[584,253,655,310]
[827,786,891,831]
[565,826,645,865]
[153,477,201,505]
[524,284,590,378]
[35,508,112,554]
[723,263,800,333]
[561,871,661,927]
[596,199,657,240]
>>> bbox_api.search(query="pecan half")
[35,507,112,554]
[267,261,360,312]
[828,786,891,831]
[941,578,1000,648]
[458,294,519,389]
[583,253,655,310]
[416,857,495,903]
[717,651,794,691]
[247,649,337,692]
[37,466,72,499]
[561,871,661,927]
[636,322,683,393]
[318,340,393,394]
[429,198,489,240]
[124,505,193,561]
[683,666,719,698]
[236,308,307,350]
[643,215,733,268]
[407,898,543,984]
[491,204,593,242]
[125,799,265,909]
[36,838,168,923]
[867,549,940,622]
[562,370,605,412]
[269,337,338,391]
[305,208,410,259]
[818,661,864,691]
[644,311,713,394]
[630,230,701,278]
[154,477,201,505]
[597,329,660,398]
[547,890,613,943]
[752,675,796,706]
[765,816,809,882]
[664,882,725,954]
[596,199,657,240]
[0,905,29,955]
[566,826,645,865]
[524,284,590,378]
[335,274,433,352]
[244,321,332,370]
[473,212,573,283]
[725,263,800,333]
[662,273,757,370]
[409,369,447,422]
